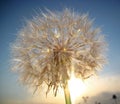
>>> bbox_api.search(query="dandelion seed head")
[11,9,106,96]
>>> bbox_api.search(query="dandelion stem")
[64,82,72,104]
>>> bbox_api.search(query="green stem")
[64,82,72,104]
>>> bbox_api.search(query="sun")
[68,73,86,103]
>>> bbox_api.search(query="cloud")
[81,74,120,96]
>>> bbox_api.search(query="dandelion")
[11,9,106,104]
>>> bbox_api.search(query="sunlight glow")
[68,73,86,103]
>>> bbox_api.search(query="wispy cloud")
[82,74,120,96]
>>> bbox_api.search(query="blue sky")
[0,0,120,104]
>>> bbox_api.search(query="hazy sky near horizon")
[0,0,120,104]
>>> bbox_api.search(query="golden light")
[55,34,60,38]
[47,48,50,53]
[63,48,67,52]
[68,73,86,103]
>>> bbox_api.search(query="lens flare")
[68,73,86,103]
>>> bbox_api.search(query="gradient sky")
[0,0,120,104]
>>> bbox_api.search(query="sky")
[0,0,120,104]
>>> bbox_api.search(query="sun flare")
[68,73,86,103]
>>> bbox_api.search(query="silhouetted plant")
[112,94,117,104]
[82,96,89,104]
